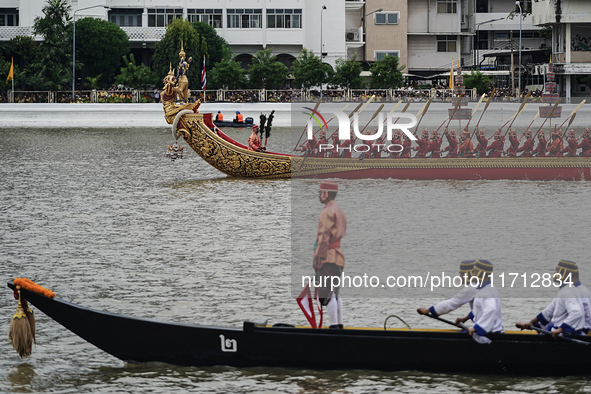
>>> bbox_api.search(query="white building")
[0,0,358,69]
[532,0,591,100]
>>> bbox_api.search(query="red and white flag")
[201,56,206,90]
[297,284,317,328]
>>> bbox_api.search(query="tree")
[114,53,158,89]
[209,47,246,89]
[330,56,362,89]
[191,21,230,69]
[291,49,333,89]
[75,17,130,87]
[463,69,491,95]
[30,0,73,90]
[369,55,405,89]
[0,36,39,90]
[152,19,202,89]
[247,48,289,89]
[0,60,19,91]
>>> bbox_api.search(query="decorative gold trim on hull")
[177,113,291,178]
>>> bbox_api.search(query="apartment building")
[532,0,591,100]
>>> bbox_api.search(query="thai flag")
[297,284,317,328]
[201,56,206,90]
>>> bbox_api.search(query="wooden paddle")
[499,103,529,136]
[460,93,486,133]
[532,98,562,141]
[471,88,496,138]
[517,112,541,142]
[352,103,385,144]
[557,99,586,140]
[515,324,589,345]
[502,92,532,133]
[327,102,366,141]
[294,98,322,149]
[420,312,491,344]
[414,99,432,133]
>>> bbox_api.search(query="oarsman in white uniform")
[456,260,504,336]
[417,260,477,318]
[517,260,585,338]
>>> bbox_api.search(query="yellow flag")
[449,59,454,90]
[6,57,13,84]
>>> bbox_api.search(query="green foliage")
[209,47,246,89]
[30,0,73,90]
[463,69,492,95]
[115,53,158,89]
[247,48,289,89]
[152,19,202,89]
[191,21,230,68]
[291,49,333,89]
[75,17,130,87]
[369,55,405,89]
[330,56,362,89]
[85,74,102,89]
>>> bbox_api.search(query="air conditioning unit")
[346,29,359,42]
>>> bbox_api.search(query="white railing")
[120,27,166,41]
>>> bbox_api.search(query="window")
[147,9,182,27]
[0,8,19,26]
[267,9,302,29]
[187,9,222,28]
[437,0,457,13]
[374,12,399,25]
[108,9,142,27]
[374,51,400,61]
[227,9,262,28]
[437,35,457,52]
[494,32,508,39]
[476,0,488,13]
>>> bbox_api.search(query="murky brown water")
[1,127,590,392]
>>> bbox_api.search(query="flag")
[201,56,206,90]
[449,59,454,90]
[6,57,13,84]
[297,284,317,328]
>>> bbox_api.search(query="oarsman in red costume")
[413,129,430,158]
[339,138,353,158]
[248,125,263,151]
[578,129,591,157]
[313,181,347,329]
[563,129,578,157]
[516,130,534,157]
[547,130,563,157]
[329,134,340,158]
[426,130,443,158]
[301,134,317,157]
[506,129,519,157]
[441,129,459,158]
[390,130,403,158]
[532,131,547,157]
[316,131,329,158]
[371,136,385,159]
[400,134,412,158]
[458,130,474,157]
[486,130,505,157]
[475,129,488,157]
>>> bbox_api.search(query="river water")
[1,126,591,393]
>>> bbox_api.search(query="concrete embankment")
[0,102,589,130]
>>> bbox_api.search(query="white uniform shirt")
[430,286,476,317]
[468,282,504,335]
[577,283,591,332]
[538,283,584,334]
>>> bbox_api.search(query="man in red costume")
[458,130,474,158]
[517,130,534,157]
[578,129,591,157]
[441,129,459,158]
[486,130,504,157]
[426,130,443,158]
[475,129,488,157]
[313,181,347,329]
[506,129,519,157]
[390,130,402,158]
[248,125,262,151]
[532,131,547,157]
[547,130,563,157]
[316,131,329,158]
[563,129,578,157]
[400,134,412,158]
[413,129,430,158]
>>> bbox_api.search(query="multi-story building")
[532,0,591,101]
[0,0,357,69]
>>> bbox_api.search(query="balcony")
[0,26,37,41]
[120,27,166,42]
[345,27,364,49]
[345,1,365,11]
